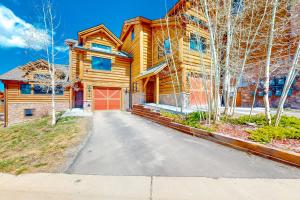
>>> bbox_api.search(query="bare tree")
[24,0,64,126]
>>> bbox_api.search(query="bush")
[223,114,268,126]
[223,114,300,143]
[160,111,214,132]
[249,126,300,143]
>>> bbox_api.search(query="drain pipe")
[129,62,133,110]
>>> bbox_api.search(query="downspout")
[129,62,133,110]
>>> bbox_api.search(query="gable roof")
[120,0,188,41]
[78,24,123,47]
[120,17,152,41]
[0,60,69,82]
[137,62,168,80]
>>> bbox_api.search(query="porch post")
[156,75,159,104]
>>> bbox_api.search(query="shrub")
[223,114,300,143]
[248,126,300,143]
[160,111,214,132]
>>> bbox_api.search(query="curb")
[132,105,300,168]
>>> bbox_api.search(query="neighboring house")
[66,0,210,112]
[237,0,300,109]
[0,60,71,126]
[0,92,4,114]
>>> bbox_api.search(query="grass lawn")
[0,116,88,175]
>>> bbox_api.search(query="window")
[24,109,34,117]
[190,33,206,53]
[232,0,244,15]
[164,39,171,54]
[34,85,64,95]
[20,84,31,95]
[91,43,112,53]
[92,56,112,71]
[131,28,134,41]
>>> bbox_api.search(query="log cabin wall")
[3,80,70,125]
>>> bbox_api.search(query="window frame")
[164,38,171,55]
[232,0,244,15]
[91,43,112,53]
[91,56,112,71]
[190,33,207,53]
[20,84,32,95]
[24,109,35,117]
[131,28,135,41]
[33,85,64,95]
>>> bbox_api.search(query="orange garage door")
[94,87,121,110]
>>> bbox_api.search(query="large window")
[190,33,206,53]
[34,85,64,95]
[92,56,112,71]
[164,39,171,54]
[91,43,112,53]
[232,0,244,15]
[20,84,31,95]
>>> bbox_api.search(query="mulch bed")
[214,123,300,154]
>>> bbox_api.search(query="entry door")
[94,87,121,110]
[146,81,155,103]
[75,91,83,108]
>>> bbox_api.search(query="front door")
[75,91,83,108]
[146,81,155,103]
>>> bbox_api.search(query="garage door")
[94,87,121,110]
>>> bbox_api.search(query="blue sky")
[0,0,178,91]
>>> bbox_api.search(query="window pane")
[164,39,171,54]
[33,85,64,95]
[92,57,112,71]
[20,84,31,95]
[91,43,112,53]
[190,34,206,53]
[232,0,244,15]
[34,85,49,94]
[131,29,134,40]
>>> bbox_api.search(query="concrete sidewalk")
[0,173,299,200]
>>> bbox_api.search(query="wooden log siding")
[122,24,142,79]
[5,81,70,103]
[81,55,130,88]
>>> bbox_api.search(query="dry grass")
[0,116,88,175]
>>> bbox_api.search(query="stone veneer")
[132,92,145,105]
[159,93,190,108]
[8,102,69,125]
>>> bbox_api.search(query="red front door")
[94,87,121,110]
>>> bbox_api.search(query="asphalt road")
[67,111,300,178]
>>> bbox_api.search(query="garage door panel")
[94,89,107,98]
[109,90,121,98]
[94,87,121,110]
[108,99,121,110]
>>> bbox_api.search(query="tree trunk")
[264,0,278,126]
[275,41,300,126]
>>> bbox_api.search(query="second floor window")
[20,84,31,95]
[131,28,135,41]
[92,56,112,71]
[190,33,206,53]
[92,43,112,53]
[164,39,171,54]
[232,0,244,15]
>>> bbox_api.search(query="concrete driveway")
[67,111,300,178]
